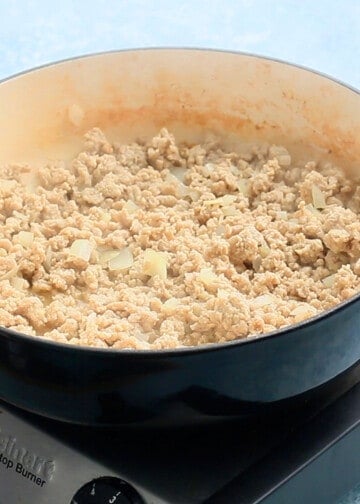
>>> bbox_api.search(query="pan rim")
[0,46,359,357]
[1,46,359,96]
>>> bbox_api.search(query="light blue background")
[0,0,359,88]
[0,1,359,502]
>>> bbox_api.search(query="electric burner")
[1,363,360,504]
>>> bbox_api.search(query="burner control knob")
[71,476,144,504]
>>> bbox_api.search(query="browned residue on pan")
[10,51,358,173]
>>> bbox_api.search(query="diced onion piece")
[204,195,236,207]
[100,213,111,222]
[13,211,25,220]
[13,231,34,248]
[221,205,239,216]
[259,243,270,258]
[187,189,200,202]
[0,260,18,281]
[269,145,291,167]
[143,250,167,279]
[237,179,250,196]
[163,298,179,308]
[22,172,39,193]
[177,184,190,198]
[43,249,53,273]
[311,185,326,209]
[163,298,180,313]
[306,203,321,216]
[322,274,335,288]
[217,288,230,299]
[68,103,85,127]
[215,225,226,236]
[278,155,292,167]
[204,163,215,175]
[0,179,17,195]
[170,167,187,183]
[99,249,121,265]
[291,304,317,322]
[108,247,134,271]
[27,174,38,193]
[10,276,29,290]
[252,294,274,307]
[69,239,93,261]
[124,200,139,214]
[278,211,288,220]
[199,268,218,287]
[252,256,262,272]
[203,198,220,206]
[165,173,189,198]
[353,259,360,276]
[1,179,15,190]
[0,268,18,281]
[222,195,237,205]
[165,173,179,185]
[291,305,311,316]
[135,331,150,342]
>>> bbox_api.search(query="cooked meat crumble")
[0,128,360,349]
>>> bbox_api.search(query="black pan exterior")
[0,295,359,426]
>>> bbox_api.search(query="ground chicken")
[0,127,360,349]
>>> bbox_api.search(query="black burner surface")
[2,362,360,504]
